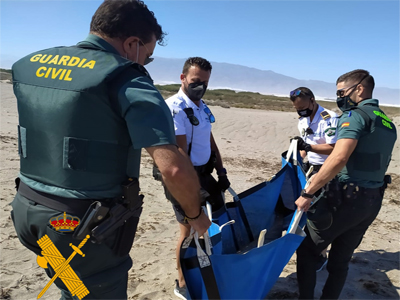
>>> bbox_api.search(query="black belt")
[17,181,112,216]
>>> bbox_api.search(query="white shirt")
[298,105,339,165]
[165,89,213,166]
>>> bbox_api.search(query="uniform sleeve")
[171,108,188,136]
[337,111,365,141]
[117,75,176,149]
[324,117,339,144]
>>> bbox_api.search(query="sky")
[1,0,399,89]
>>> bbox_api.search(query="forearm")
[210,133,224,172]
[309,143,335,155]
[146,145,201,217]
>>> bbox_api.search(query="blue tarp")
[181,142,308,299]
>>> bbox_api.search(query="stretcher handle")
[227,187,239,202]
[288,209,304,234]
[286,139,298,166]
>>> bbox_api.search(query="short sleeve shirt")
[298,105,339,165]
[165,89,212,166]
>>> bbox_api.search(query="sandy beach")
[1,81,399,299]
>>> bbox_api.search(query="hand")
[188,212,211,236]
[218,175,231,191]
[291,136,312,152]
[295,196,313,212]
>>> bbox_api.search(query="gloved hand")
[218,175,231,191]
[291,136,312,152]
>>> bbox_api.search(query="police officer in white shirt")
[164,57,230,299]
[290,87,339,174]
[289,87,339,273]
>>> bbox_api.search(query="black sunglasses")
[336,75,369,97]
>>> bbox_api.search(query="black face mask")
[297,101,314,117]
[336,96,358,112]
[185,81,207,101]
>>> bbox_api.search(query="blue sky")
[1,0,399,89]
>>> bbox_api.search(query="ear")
[180,73,185,83]
[122,36,140,54]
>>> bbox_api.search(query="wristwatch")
[301,189,314,199]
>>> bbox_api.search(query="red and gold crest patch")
[49,212,80,232]
[341,122,350,128]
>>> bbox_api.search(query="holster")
[73,178,144,257]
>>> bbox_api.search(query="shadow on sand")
[265,249,399,299]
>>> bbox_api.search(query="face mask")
[336,96,358,112]
[185,81,207,101]
[297,101,314,117]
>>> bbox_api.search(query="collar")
[358,99,379,107]
[76,34,120,56]
[178,88,204,109]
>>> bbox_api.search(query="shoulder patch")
[324,127,336,137]
[320,111,331,120]
[341,122,350,128]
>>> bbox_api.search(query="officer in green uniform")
[294,69,397,299]
[10,1,210,299]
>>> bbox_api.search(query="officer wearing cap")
[163,57,230,299]
[10,1,210,299]
[290,87,339,175]
[295,69,397,299]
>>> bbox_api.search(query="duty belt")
[17,180,112,216]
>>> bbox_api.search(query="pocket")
[307,197,333,231]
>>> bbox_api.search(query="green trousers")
[11,193,133,300]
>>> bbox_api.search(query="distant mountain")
[146,57,400,106]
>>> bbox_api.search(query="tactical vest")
[12,45,145,192]
[340,104,397,183]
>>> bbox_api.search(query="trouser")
[165,170,224,223]
[11,193,132,300]
[296,187,383,299]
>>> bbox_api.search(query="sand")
[0,81,399,299]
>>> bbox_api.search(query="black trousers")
[296,187,383,299]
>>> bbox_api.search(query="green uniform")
[297,98,397,299]
[11,34,175,299]
[337,99,397,188]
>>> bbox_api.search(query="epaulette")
[320,111,331,120]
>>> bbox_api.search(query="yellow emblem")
[36,234,90,299]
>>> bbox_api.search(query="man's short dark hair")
[182,57,212,74]
[90,0,166,45]
[336,69,375,94]
[289,87,315,102]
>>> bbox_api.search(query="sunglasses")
[140,40,154,65]
[203,106,215,123]
[290,89,311,98]
[336,74,369,97]
[183,108,199,126]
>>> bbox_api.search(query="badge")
[341,122,350,128]
[49,212,80,232]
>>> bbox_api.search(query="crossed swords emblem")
[36,234,91,299]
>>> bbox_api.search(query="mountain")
[146,57,400,106]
